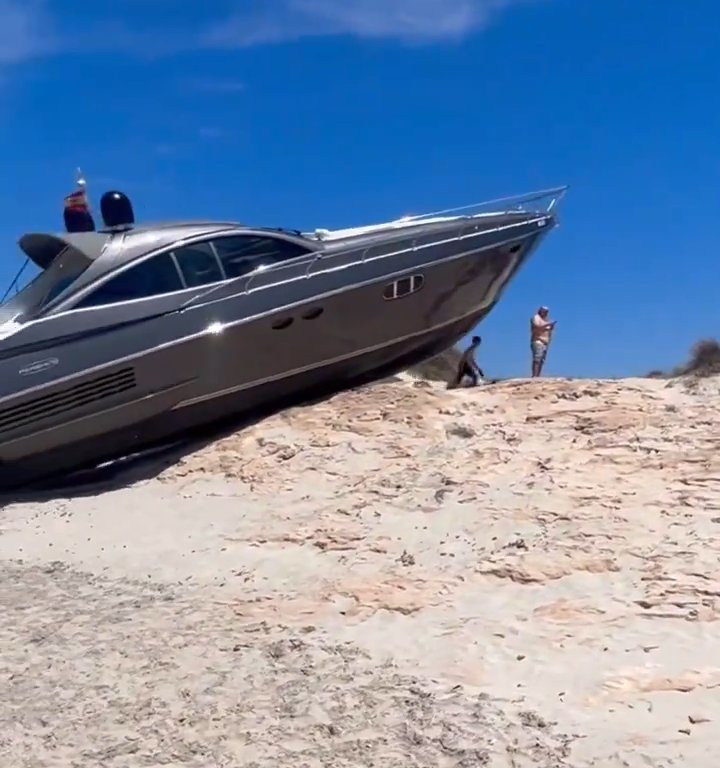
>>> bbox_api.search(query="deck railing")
[397,185,569,224]
[243,193,565,293]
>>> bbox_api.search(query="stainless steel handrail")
[177,187,569,301]
[240,186,568,296]
[274,211,552,294]
[400,185,568,222]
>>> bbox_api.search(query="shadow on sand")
[0,375,410,506]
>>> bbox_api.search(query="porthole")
[383,274,424,301]
[302,307,324,320]
[272,317,294,330]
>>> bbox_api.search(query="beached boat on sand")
[0,183,567,486]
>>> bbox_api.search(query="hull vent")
[0,367,136,435]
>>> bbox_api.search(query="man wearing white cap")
[530,306,556,377]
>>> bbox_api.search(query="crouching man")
[449,336,484,388]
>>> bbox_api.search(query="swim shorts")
[531,340,547,362]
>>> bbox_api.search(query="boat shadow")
[0,406,293,504]
[0,375,408,504]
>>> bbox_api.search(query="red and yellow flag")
[64,188,89,212]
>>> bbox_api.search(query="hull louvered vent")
[0,367,136,435]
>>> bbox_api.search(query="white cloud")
[289,0,485,40]
[204,0,537,47]
[0,0,542,68]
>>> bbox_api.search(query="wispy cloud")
[154,142,178,157]
[0,0,55,63]
[204,0,536,47]
[0,0,542,67]
[186,78,246,94]
[198,126,228,140]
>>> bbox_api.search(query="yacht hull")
[0,309,483,488]
[0,217,551,488]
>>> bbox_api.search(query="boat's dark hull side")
[0,223,550,488]
[0,309,483,489]
[0,219,546,461]
[189,227,536,402]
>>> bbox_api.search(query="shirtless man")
[530,306,556,377]
[449,335,484,388]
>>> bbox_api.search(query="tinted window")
[9,249,91,318]
[212,236,310,279]
[43,275,81,307]
[76,253,183,308]
[173,242,224,287]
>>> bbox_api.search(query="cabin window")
[8,249,92,319]
[42,273,85,308]
[75,253,183,308]
[212,236,311,279]
[173,242,224,287]
[383,274,424,300]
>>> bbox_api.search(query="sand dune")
[1,374,719,766]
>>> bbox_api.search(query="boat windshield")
[0,247,91,325]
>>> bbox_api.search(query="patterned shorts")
[531,340,548,362]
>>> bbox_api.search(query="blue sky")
[0,0,717,378]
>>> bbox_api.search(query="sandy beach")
[1,374,719,767]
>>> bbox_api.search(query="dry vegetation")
[648,338,720,378]
[411,337,720,384]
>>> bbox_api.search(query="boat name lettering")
[19,358,60,376]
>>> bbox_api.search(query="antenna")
[75,167,87,189]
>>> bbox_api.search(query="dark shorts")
[458,363,478,384]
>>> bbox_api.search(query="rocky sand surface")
[1,375,719,767]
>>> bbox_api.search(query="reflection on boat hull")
[0,229,542,488]
[0,308,485,489]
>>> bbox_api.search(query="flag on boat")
[63,186,96,233]
[64,188,90,212]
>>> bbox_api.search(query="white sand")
[1,374,719,766]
